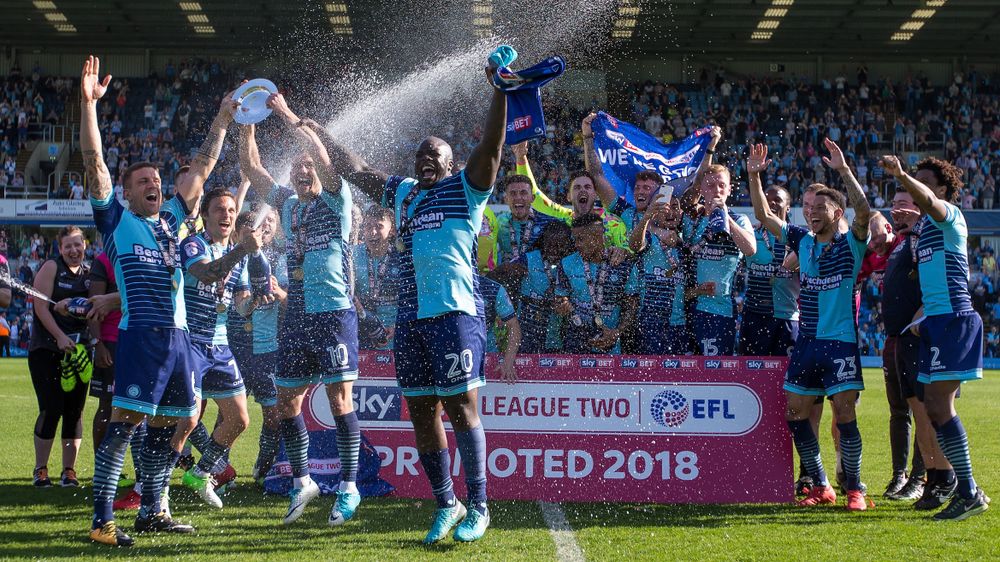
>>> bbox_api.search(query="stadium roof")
[1,0,998,58]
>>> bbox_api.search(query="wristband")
[706,149,716,154]
[294,119,306,128]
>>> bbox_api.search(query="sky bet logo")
[509,115,532,132]
[745,359,782,370]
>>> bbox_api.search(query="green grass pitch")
[0,360,996,561]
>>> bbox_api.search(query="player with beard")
[81,56,233,546]
[879,187,945,504]
[240,94,363,527]
[628,196,687,354]
[879,155,990,520]
[512,143,629,251]
[321,62,507,543]
[679,163,756,356]
[742,182,799,357]
[516,222,574,354]
[749,140,873,511]
[178,189,265,507]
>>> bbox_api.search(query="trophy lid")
[232,78,278,125]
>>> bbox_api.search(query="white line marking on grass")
[538,501,585,562]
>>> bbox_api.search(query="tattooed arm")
[176,91,238,212]
[822,138,871,242]
[79,56,113,201]
[187,227,262,285]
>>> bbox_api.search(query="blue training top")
[916,203,973,316]
[181,233,250,345]
[783,223,869,342]
[744,226,800,321]
[267,184,353,314]
[682,211,753,318]
[91,192,188,330]
[383,171,491,323]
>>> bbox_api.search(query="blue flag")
[591,111,713,204]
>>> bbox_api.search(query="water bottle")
[247,250,273,299]
[66,297,93,320]
[709,206,730,235]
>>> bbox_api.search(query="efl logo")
[650,390,689,427]
[645,384,762,435]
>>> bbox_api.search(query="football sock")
[280,415,310,481]
[419,448,457,509]
[92,422,135,528]
[935,416,977,499]
[138,425,175,519]
[837,420,863,492]
[455,424,488,515]
[334,412,360,493]
[788,419,828,487]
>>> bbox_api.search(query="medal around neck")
[232,79,278,125]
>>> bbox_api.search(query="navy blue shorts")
[691,309,736,356]
[739,310,798,357]
[192,341,245,400]
[277,309,359,388]
[785,335,865,397]
[665,324,689,355]
[639,317,689,355]
[918,311,983,385]
[113,328,197,418]
[394,313,486,398]
[234,346,278,407]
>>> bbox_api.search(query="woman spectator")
[27,226,90,488]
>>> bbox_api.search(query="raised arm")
[511,142,572,220]
[177,92,238,212]
[187,227,262,285]
[266,94,340,194]
[302,119,389,201]
[879,155,949,222]
[238,124,276,203]
[823,138,871,241]
[680,126,723,212]
[628,196,668,253]
[581,113,618,209]
[747,143,784,238]
[464,71,507,190]
[79,56,113,201]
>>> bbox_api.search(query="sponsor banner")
[0,200,14,217]
[301,352,794,504]
[15,199,93,217]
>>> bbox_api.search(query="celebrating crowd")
[2,52,991,552]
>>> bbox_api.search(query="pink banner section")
[302,352,795,504]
